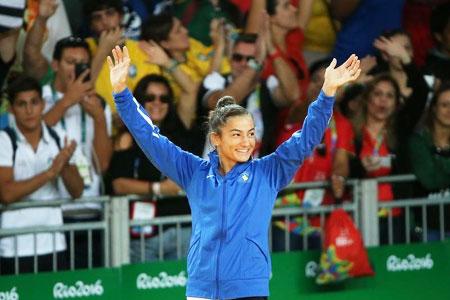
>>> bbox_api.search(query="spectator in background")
[350,75,402,244]
[330,0,405,64]
[199,26,300,158]
[109,75,197,262]
[24,2,114,266]
[108,41,201,262]
[245,0,313,147]
[82,0,159,110]
[0,75,83,275]
[140,11,230,103]
[272,58,355,251]
[424,2,450,83]
[372,29,429,176]
[409,83,450,240]
[246,0,312,99]
[349,73,426,244]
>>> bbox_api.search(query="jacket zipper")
[215,182,227,299]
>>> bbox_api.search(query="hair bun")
[216,95,236,109]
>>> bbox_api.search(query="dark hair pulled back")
[207,96,250,135]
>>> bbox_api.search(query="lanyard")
[373,132,384,156]
[329,116,337,155]
[51,85,87,144]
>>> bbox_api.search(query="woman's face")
[211,115,256,167]
[271,0,298,30]
[367,80,397,122]
[143,82,170,124]
[161,18,190,53]
[434,89,450,128]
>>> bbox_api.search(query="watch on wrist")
[247,58,263,72]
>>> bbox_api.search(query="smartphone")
[75,63,90,82]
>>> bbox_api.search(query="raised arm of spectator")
[23,0,57,80]
[330,0,361,21]
[139,40,199,129]
[297,0,314,29]
[209,18,226,73]
[374,35,429,130]
[90,27,125,84]
[263,13,300,105]
[0,139,83,204]
[0,28,20,65]
[80,93,113,172]
[245,0,265,34]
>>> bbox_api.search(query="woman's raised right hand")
[107,45,131,94]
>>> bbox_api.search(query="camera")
[75,63,91,82]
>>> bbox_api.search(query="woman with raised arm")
[108,45,360,300]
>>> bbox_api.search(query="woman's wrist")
[164,59,180,73]
[152,182,161,197]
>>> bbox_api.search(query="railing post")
[360,179,379,247]
[110,196,130,266]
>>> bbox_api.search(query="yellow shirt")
[86,38,230,111]
[86,38,159,110]
[304,0,336,53]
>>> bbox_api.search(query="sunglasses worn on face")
[143,94,171,104]
[231,53,255,62]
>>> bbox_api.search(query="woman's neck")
[218,158,236,176]
[170,50,186,63]
[366,116,386,137]
[433,122,450,148]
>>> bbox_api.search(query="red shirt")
[359,127,401,216]
[263,28,310,142]
[277,110,354,206]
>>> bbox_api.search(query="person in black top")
[107,41,201,261]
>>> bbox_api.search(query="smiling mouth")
[236,149,250,154]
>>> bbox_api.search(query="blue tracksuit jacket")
[113,88,334,299]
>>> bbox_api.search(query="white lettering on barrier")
[305,261,318,278]
[386,253,434,272]
[53,280,104,298]
[136,271,187,289]
[0,287,18,300]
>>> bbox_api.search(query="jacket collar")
[208,150,252,181]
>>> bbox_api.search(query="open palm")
[323,54,361,94]
[107,45,131,93]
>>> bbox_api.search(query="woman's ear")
[210,132,220,148]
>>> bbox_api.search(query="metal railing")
[0,196,110,274]
[2,174,450,274]
[360,174,450,246]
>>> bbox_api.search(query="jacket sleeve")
[113,88,203,190]
[259,91,334,191]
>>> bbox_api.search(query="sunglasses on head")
[231,53,255,62]
[142,94,171,104]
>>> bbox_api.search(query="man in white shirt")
[0,75,83,274]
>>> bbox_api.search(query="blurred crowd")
[0,0,449,274]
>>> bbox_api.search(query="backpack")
[2,126,61,165]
